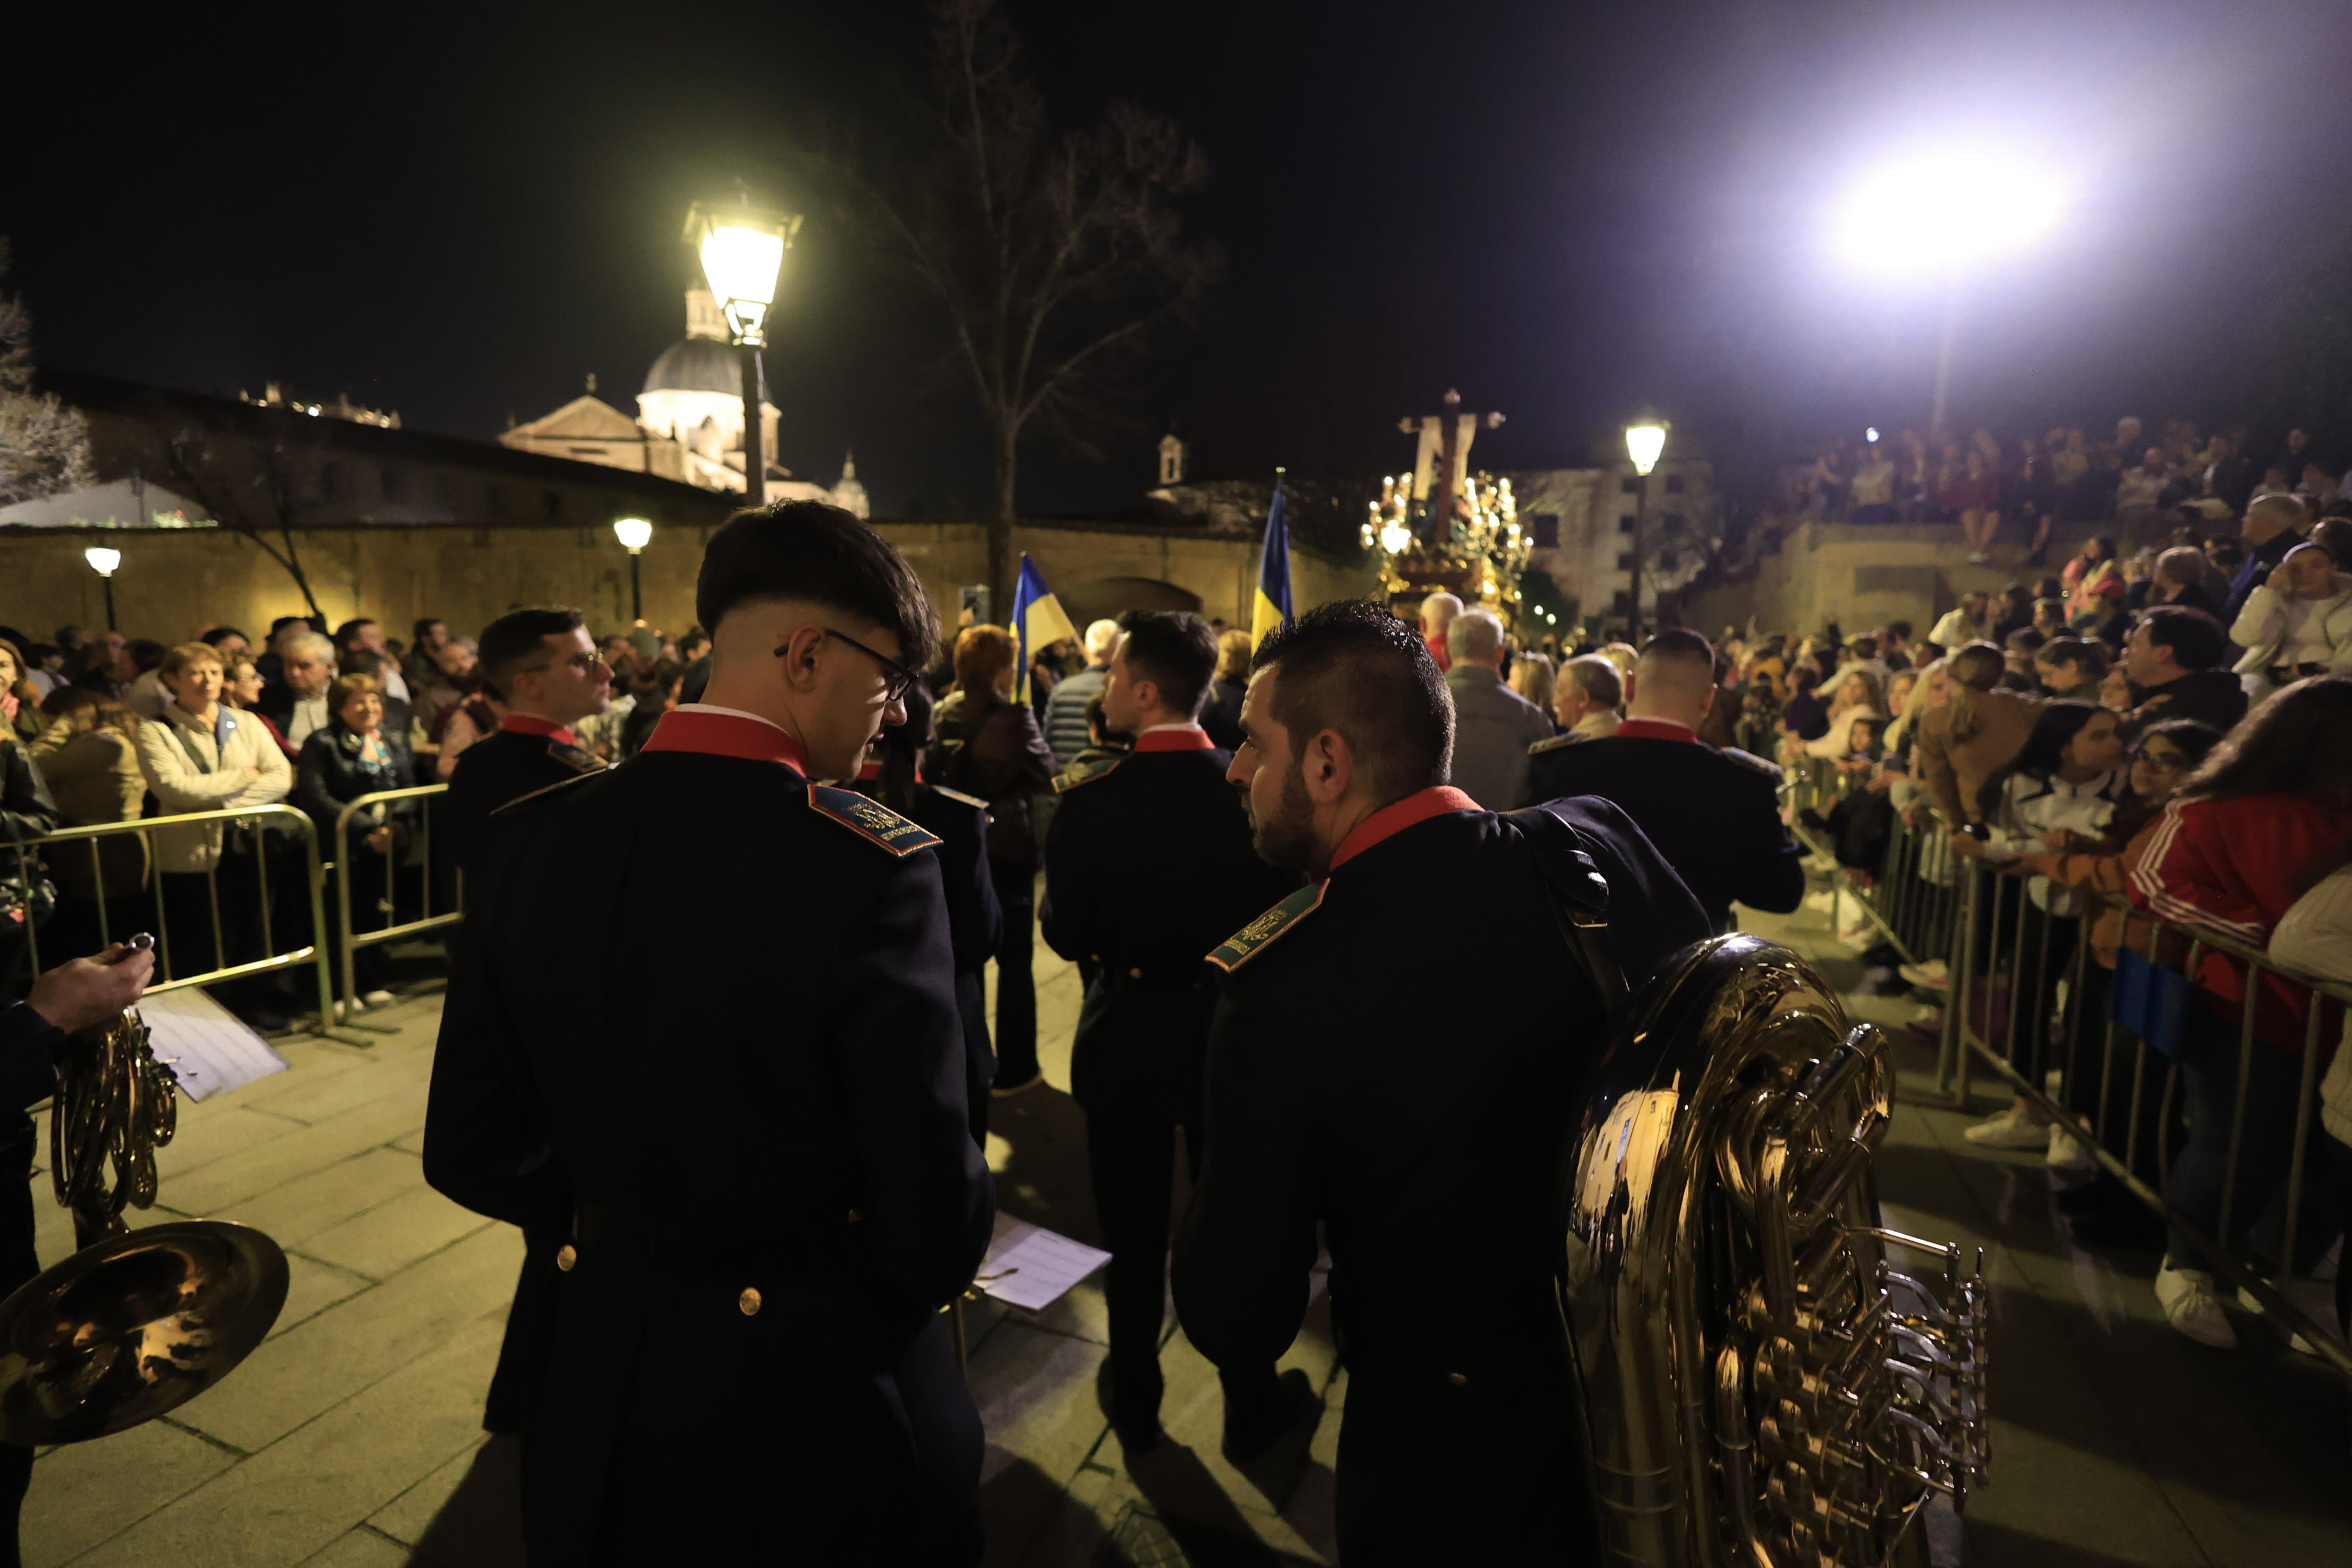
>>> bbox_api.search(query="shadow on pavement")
[407,1434,524,1567]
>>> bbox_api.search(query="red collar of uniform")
[1328,785,1480,872]
[640,708,810,774]
[500,712,578,746]
[1615,717,1699,744]
[853,758,922,782]
[1134,725,1214,753]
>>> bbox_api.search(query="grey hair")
[1447,607,1504,663]
[283,632,336,665]
[1084,618,1122,660]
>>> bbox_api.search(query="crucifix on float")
[1398,389,1505,547]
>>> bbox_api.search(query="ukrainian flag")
[1011,553,1079,704]
[1251,474,1294,648]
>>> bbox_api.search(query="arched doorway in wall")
[1056,576,1203,630]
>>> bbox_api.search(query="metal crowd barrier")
[328,783,459,1024]
[2,804,341,1034]
[1788,798,2352,1376]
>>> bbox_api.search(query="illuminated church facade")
[500,286,867,517]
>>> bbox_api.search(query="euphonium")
[0,986,289,1445]
[1562,934,1987,1567]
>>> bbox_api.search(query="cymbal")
[0,1221,289,1445]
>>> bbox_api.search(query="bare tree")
[152,404,330,621]
[0,241,96,504]
[820,0,1219,612]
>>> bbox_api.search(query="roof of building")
[642,336,741,397]
[503,395,645,443]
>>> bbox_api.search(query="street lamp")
[1623,413,1668,646]
[684,197,803,507]
[84,545,121,631]
[613,518,652,624]
[1830,149,2064,436]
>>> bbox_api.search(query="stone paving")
[16,883,2352,1565]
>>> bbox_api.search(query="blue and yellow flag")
[1251,474,1294,649]
[1011,553,1079,703]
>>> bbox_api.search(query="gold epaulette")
[1528,731,1586,757]
[1053,755,1124,793]
[932,785,988,810]
[807,784,943,857]
[1722,747,1783,780]
[1205,883,1328,973]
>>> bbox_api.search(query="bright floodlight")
[1625,416,1668,476]
[612,517,653,552]
[84,546,121,577]
[1832,151,2063,274]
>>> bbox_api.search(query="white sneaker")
[359,989,396,1010]
[2045,1118,2097,1172]
[1963,1106,2050,1149]
[2155,1263,2239,1349]
[1900,959,1951,991]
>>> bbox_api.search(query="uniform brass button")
[1446,1372,1468,1387]
[846,1208,863,1224]
[1129,967,1143,979]
[738,1287,763,1317]
[555,1244,577,1273]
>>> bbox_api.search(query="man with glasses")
[426,502,992,1565]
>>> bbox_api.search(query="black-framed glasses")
[778,628,920,703]
[2129,747,2184,772]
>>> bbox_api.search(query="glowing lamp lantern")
[1624,417,1668,477]
[1622,413,1669,644]
[85,545,122,631]
[613,518,653,623]
[684,198,804,506]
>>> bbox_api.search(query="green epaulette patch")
[1206,882,1329,973]
[548,740,607,774]
[932,785,988,811]
[807,784,944,857]
[1723,747,1783,780]
[1053,755,1124,793]
[1528,730,1586,757]
[490,767,605,817]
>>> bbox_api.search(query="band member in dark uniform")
[856,681,1001,1142]
[1039,612,1301,1454]
[0,941,154,1567]
[441,606,613,883]
[432,605,615,1441]
[1171,600,1710,1567]
[425,502,994,1566]
[1526,627,1806,934]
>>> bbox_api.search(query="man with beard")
[443,607,614,883]
[426,502,993,1564]
[1039,611,1301,1455]
[1172,600,1709,1566]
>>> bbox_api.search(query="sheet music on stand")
[974,1211,1111,1312]
[137,988,289,1103]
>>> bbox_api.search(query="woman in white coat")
[133,641,293,1023]
[2231,543,2352,703]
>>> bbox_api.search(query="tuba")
[0,979,288,1446]
[1562,934,1987,1567]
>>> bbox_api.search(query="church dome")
[641,336,740,396]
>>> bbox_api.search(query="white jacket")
[2273,866,2352,1147]
[133,704,294,873]
[2229,583,2352,679]
[1983,768,2122,914]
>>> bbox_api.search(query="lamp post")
[1623,413,1668,646]
[684,197,802,507]
[613,518,652,624]
[84,545,121,632]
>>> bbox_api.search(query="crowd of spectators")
[0,611,703,1029]
[1789,416,2352,566]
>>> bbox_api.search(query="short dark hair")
[1250,599,1450,804]
[2035,635,2110,679]
[2005,627,2045,655]
[268,615,311,639]
[200,626,249,648]
[128,639,166,673]
[1949,642,2005,690]
[2138,605,2227,671]
[1115,610,1217,719]
[479,606,586,700]
[333,617,377,649]
[413,617,446,644]
[1641,627,1716,675]
[695,500,937,672]
[1884,620,1913,641]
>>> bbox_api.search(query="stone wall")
[1678,519,2109,639]
[0,519,1383,647]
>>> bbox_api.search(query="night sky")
[9,0,2349,516]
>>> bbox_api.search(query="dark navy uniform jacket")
[424,707,993,1566]
[1525,717,1806,933]
[1039,726,1297,1122]
[441,716,605,880]
[1171,791,1709,1561]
